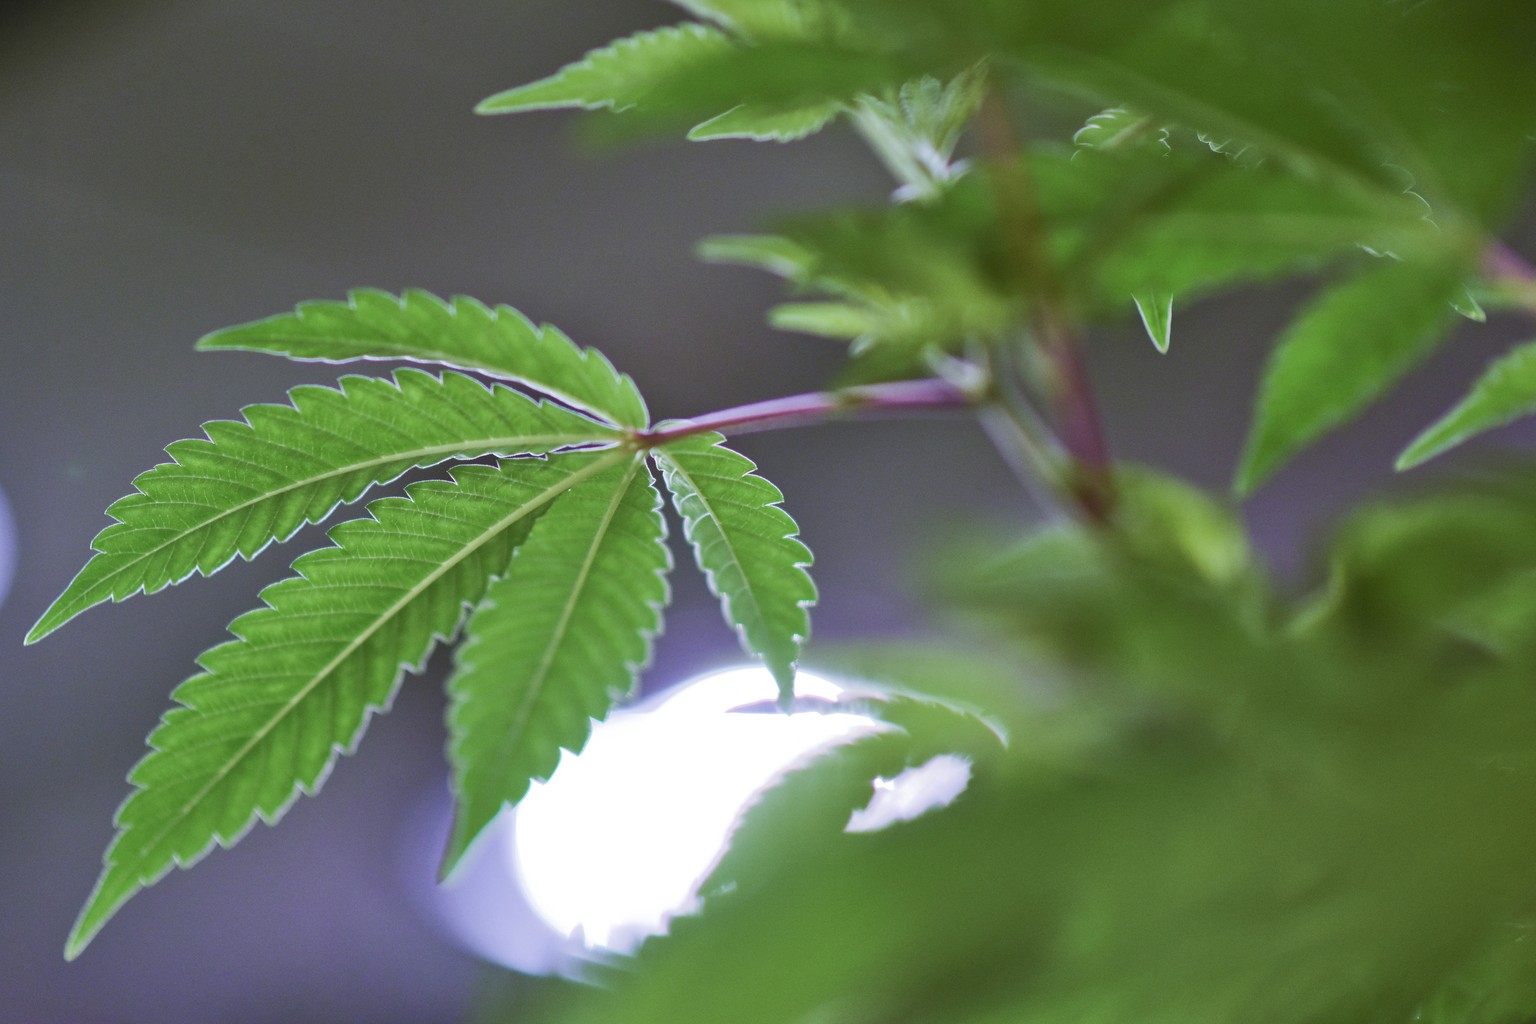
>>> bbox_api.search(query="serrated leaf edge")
[64,447,629,959]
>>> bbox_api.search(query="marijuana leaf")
[688,101,841,141]
[654,432,815,699]
[442,452,670,874]
[1398,342,1536,469]
[198,289,647,428]
[28,370,616,642]
[476,24,735,116]
[65,453,624,958]
[1237,259,1460,495]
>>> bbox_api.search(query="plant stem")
[630,377,975,448]
[976,85,1115,525]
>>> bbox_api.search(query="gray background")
[3,2,1531,1021]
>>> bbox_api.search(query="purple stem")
[1484,240,1536,284]
[632,377,974,447]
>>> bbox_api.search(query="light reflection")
[429,665,977,974]
[512,668,874,953]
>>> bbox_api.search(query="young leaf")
[767,302,872,339]
[1397,341,1536,470]
[1132,291,1173,353]
[26,370,616,644]
[1072,108,1168,154]
[443,453,670,873]
[65,452,624,959]
[653,432,816,699]
[198,289,648,428]
[476,24,734,115]
[1236,259,1460,495]
[688,101,841,141]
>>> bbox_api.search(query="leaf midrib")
[660,448,772,640]
[123,448,630,870]
[38,428,614,637]
[498,455,644,756]
[210,334,638,426]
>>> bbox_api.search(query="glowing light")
[511,667,874,952]
[428,665,980,972]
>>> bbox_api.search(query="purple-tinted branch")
[631,377,975,448]
[1483,240,1536,283]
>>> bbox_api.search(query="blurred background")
[3,1,1533,1021]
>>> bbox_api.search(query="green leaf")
[1132,291,1173,353]
[1236,259,1460,495]
[698,233,817,278]
[653,432,815,699]
[1037,146,1442,308]
[698,730,911,902]
[1450,287,1488,323]
[767,301,874,339]
[65,451,625,958]
[1073,107,1168,154]
[1398,342,1536,470]
[666,0,852,41]
[27,370,617,644]
[688,101,840,141]
[476,24,735,115]
[442,453,670,874]
[198,289,648,428]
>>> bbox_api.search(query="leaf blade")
[65,451,626,958]
[654,433,815,699]
[1236,259,1460,495]
[688,101,841,141]
[1397,341,1536,470]
[28,369,617,643]
[1132,291,1173,353]
[442,454,671,873]
[476,24,734,115]
[197,289,648,428]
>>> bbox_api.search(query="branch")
[976,85,1115,524]
[631,377,975,447]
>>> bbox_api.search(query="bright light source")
[427,664,978,973]
[512,667,874,953]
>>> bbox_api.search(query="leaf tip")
[25,599,75,645]
[65,868,135,961]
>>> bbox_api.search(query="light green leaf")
[1398,341,1536,470]
[198,289,647,428]
[689,101,840,141]
[1236,259,1460,495]
[442,453,670,874]
[1451,286,1488,323]
[27,370,617,644]
[698,233,817,278]
[654,432,815,699]
[476,24,734,115]
[666,0,849,40]
[1133,291,1173,353]
[767,301,875,339]
[65,451,625,959]
[1073,107,1168,154]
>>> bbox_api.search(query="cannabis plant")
[32,0,1536,1020]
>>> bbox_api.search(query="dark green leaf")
[653,432,815,698]
[442,453,670,874]
[65,452,624,958]
[198,289,648,428]
[28,370,615,643]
